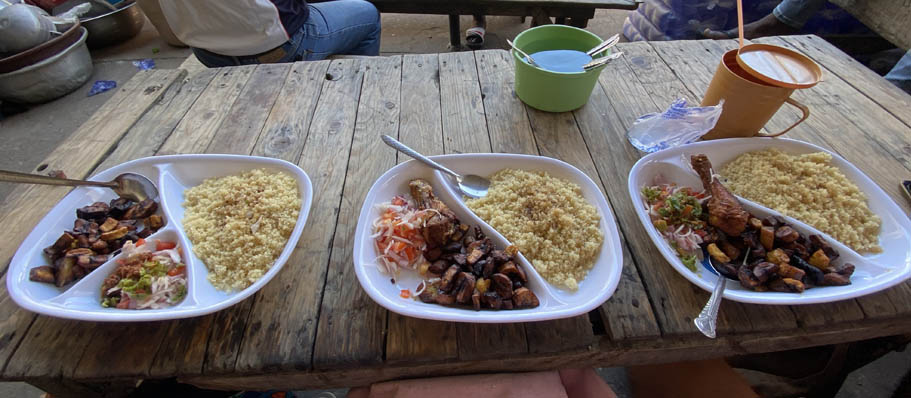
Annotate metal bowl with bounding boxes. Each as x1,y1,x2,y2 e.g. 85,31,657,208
80,0,144,49
0,27,93,104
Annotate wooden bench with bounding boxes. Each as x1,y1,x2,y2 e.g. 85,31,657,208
369,0,639,49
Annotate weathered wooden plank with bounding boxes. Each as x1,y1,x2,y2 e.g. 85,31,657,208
143,65,294,377
385,54,459,364
157,65,256,155
217,63,337,373
289,58,383,370
598,42,752,336
781,35,911,126
828,2,911,51
438,50,529,360
474,50,537,155
245,57,391,372
0,70,185,378
395,54,444,161
474,49,594,353
183,316,911,392
252,61,332,162
439,52,489,155
207,64,291,155
97,70,219,172
148,316,213,377
75,66,272,380
569,66,663,341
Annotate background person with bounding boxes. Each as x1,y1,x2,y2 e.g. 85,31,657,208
158,0,381,68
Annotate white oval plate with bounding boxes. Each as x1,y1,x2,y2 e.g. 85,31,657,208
628,138,911,305
353,153,624,323
6,154,313,321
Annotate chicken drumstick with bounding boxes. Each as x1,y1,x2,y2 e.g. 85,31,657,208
691,154,748,237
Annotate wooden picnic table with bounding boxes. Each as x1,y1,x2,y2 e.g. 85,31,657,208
1,35,910,397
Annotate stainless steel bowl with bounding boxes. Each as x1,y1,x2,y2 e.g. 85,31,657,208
80,0,144,49
0,27,93,104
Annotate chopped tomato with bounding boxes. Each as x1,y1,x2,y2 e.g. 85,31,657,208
399,289,411,299
156,241,177,251
135,238,145,247
167,266,186,276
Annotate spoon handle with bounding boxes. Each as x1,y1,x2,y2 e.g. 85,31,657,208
0,169,116,189
694,276,726,339
381,135,460,179
586,33,620,56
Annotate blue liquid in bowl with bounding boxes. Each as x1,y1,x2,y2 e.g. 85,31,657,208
526,49,592,73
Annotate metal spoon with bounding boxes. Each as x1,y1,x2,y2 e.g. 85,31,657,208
0,169,159,202
506,39,539,68
582,51,623,71
694,250,744,338
586,34,620,56
381,135,490,198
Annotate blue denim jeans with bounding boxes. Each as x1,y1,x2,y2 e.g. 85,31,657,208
772,0,827,29
193,0,381,67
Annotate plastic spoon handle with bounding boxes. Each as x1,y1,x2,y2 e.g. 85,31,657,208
381,135,461,179
586,34,620,56
0,169,116,189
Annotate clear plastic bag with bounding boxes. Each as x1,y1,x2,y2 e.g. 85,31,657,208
626,98,723,153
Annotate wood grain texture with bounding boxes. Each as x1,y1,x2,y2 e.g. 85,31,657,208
158,65,256,155
182,316,911,392
207,64,291,155
829,1,911,50
96,70,219,172
570,66,662,341
0,70,184,378
474,48,594,354
150,65,275,377
474,50,537,155
295,58,384,370
439,50,529,361
252,61,332,162
781,35,911,129
385,54,459,365
439,52,490,154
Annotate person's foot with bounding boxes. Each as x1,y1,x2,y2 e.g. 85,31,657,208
703,13,799,40
466,15,487,50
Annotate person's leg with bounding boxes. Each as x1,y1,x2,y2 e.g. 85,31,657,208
703,0,826,40
884,49,911,94
288,0,381,61
466,14,486,49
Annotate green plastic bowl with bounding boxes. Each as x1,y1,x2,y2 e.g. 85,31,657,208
512,25,608,112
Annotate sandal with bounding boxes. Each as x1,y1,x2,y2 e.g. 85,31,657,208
466,26,485,50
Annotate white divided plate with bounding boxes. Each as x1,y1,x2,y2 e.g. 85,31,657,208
628,138,911,305
6,155,313,321
353,154,624,323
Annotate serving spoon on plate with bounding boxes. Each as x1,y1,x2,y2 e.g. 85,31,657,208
381,135,490,198
0,169,158,202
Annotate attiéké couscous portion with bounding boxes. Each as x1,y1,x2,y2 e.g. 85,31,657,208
183,168,300,291
720,148,882,253
465,169,603,290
